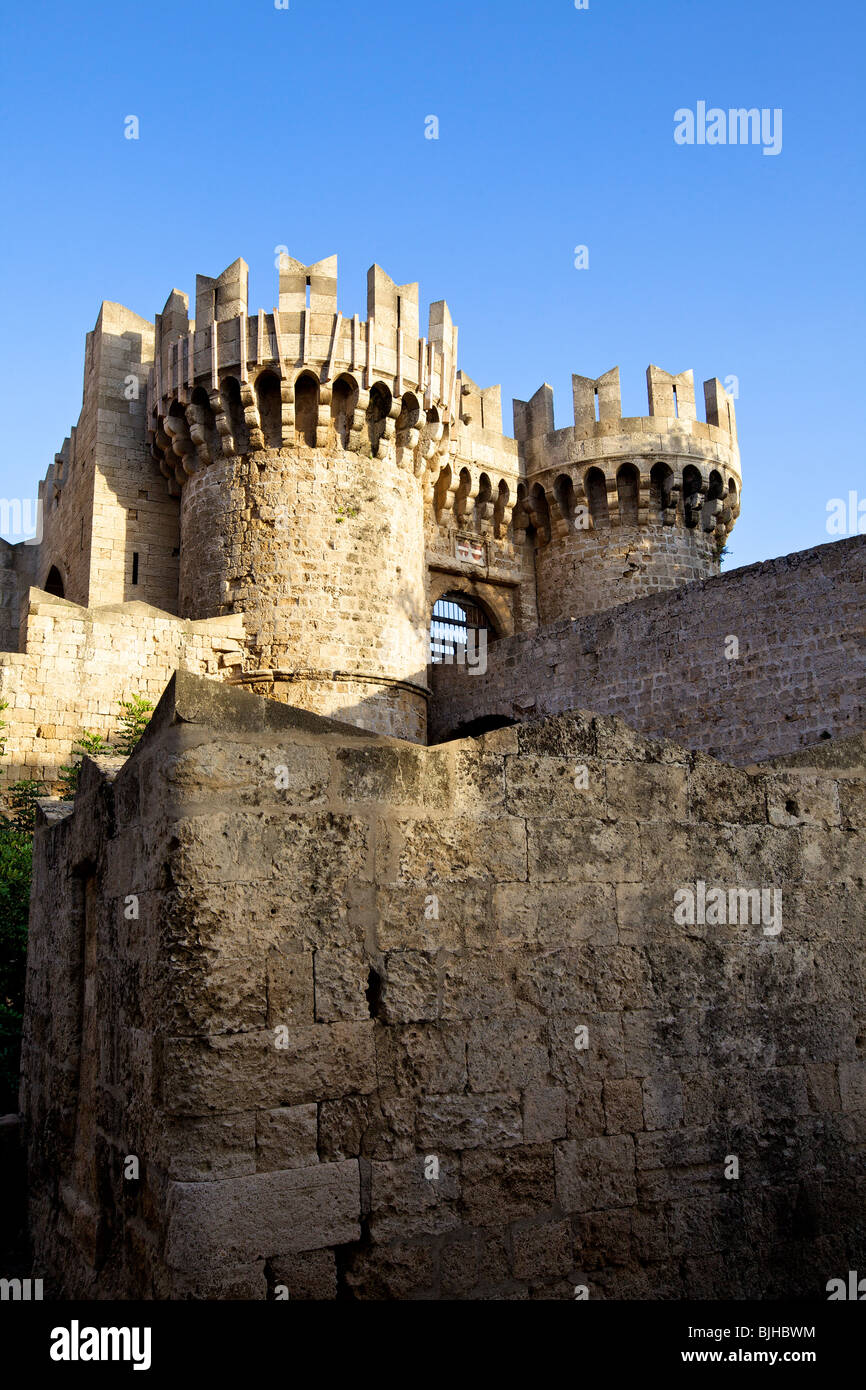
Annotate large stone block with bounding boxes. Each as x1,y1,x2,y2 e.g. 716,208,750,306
460,1145,555,1225
417,1093,522,1151
375,1023,468,1093
528,817,642,883
382,814,527,884
255,1104,318,1171
368,1157,461,1242
380,950,439,1022
161,1023,377,1113
165,1160,360,1271
554,1135,636,1213
270,1248,337,1300
467,1018,550,1092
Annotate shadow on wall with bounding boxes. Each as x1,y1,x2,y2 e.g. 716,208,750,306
435,714,519,742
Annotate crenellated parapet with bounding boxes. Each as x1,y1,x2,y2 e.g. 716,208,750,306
511,365,741,553
147,254,464,492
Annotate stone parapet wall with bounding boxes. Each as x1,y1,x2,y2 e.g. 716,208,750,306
0,591,245,785
430,535,866,765
20,673,866,1299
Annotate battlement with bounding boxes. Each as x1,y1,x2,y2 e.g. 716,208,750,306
150,255,459,422
144,253,476,492
514,365,738,445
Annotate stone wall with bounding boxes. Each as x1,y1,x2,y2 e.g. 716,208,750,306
430,535,866,765
21,672,866,1299
0,592,245,785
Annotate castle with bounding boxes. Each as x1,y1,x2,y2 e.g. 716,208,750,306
8,252,866,1300
0,252,745,778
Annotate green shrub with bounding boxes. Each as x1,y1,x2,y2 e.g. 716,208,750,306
115,694,155,756
3,780,45,835
58,730,114,798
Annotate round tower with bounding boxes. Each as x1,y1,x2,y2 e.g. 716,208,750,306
512,365,741,623
148,256,456,742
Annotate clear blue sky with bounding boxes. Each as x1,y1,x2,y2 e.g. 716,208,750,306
1,0,863,567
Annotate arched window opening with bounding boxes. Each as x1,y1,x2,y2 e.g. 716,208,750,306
493,479,509,537
529,483,551,544
331,375,358,449
433,465,451,521
430,592,495,665
44,565,64,598
366,383,392,453
396,391,421,435
702,469,725,531
190,386,220,460
554,474,576,526
255,371,282,449
515,482,533,541
616,463,640,525
650,461,674,516
475,473,493,525
584,467,609,528
163,400,187,469
455,467,472,520
682,465,703,528
220,376,248,453
294,373,319,448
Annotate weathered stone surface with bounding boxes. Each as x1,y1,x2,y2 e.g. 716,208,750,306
161,1024,377,1113
157,1113,256,1181
839,1062,866,1113
255,1105,318,1172
165,1161,360,1270
554,1136,637,1212
313,948,369,1023
461,1146,555,1225
271,1248,337,1300
416,1094,522,1151
512,1218,572,1281
368,1158,460,1242
380,951,439,1023
604,1079,644,1135
341,1241,437,1299
19,679,866,1302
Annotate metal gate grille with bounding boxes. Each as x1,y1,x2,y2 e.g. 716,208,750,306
430,595,489,664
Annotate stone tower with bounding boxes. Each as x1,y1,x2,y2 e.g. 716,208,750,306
513,367,740,623
149,254,462,742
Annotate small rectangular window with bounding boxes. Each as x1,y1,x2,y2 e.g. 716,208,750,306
132,552,139,585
